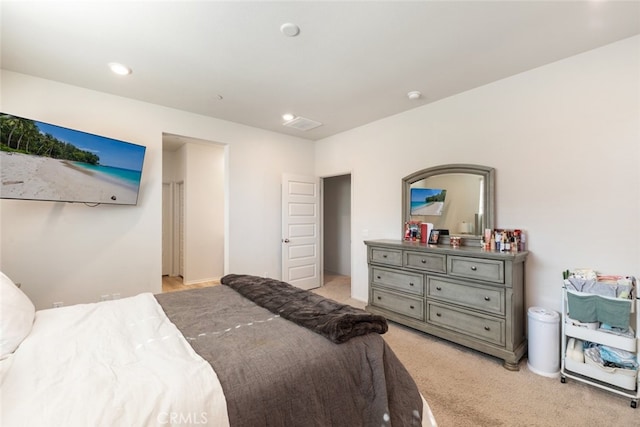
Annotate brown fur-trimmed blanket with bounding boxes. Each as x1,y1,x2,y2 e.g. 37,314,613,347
220,273,388,343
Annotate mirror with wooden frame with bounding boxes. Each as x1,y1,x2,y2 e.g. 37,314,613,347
402,164,495,246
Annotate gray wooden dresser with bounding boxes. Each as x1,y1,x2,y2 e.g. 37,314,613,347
365,239,528,370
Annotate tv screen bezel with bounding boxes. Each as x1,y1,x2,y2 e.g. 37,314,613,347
0,113,146,206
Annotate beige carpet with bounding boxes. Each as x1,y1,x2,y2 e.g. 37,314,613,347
317,274,639,427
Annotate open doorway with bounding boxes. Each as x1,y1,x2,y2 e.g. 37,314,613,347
162,133,225,292
322,174,351,299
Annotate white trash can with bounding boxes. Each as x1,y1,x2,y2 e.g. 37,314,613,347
527,307,560,378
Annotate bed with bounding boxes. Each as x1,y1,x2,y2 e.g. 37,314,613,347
1,271,437,426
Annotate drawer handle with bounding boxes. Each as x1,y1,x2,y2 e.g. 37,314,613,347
409,282,414,286
409,305,415,309
377,296,382,300
471,266,477,271
376,275,381,279
436,312,442,317
484,296,491,301
436,286,442,291
484,326,490,331
421,259,427,264
382,254,388,258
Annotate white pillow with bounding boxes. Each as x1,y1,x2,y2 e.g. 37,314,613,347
0,271,35,359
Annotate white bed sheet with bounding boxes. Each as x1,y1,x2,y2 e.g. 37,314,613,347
0,293,229,426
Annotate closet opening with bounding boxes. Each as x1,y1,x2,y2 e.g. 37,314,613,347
161,133,225,292
322,173,352,301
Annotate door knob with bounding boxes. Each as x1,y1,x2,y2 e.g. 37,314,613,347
282,238,290,243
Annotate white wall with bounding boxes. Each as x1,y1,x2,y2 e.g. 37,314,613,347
2,36,637,313
0,70,314,309
184,142,225,284
315,36,640,312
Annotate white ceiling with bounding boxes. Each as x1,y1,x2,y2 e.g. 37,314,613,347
2,1,639,142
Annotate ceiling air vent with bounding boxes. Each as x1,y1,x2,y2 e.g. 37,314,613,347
283,116,323,131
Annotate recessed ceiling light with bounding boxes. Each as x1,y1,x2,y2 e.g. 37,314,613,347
280,23,300,37
407,91,422,100
282,113,295,121
108,62,132,76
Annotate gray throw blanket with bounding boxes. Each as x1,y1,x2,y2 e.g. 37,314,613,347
221,274,388,343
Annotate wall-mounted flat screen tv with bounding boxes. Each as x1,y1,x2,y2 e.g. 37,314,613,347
0,113,146,205
410,188,446,216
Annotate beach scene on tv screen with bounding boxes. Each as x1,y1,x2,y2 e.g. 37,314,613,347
0,113,145,205
410,188,446,216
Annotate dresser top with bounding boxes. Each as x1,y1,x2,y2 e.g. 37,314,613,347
364,239,528,262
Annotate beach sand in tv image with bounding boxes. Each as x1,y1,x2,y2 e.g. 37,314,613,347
0,113,145,205
410,188,446,216
0,151,139,204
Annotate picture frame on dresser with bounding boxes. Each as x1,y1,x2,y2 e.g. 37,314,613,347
428,229,440,244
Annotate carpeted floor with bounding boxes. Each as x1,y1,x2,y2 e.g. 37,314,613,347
318,274,639,427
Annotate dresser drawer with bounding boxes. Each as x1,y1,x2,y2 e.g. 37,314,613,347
370,247,403,267
427,302,505,346
371,267,424,296
372,288,424,321
427,277,505,315
448,256,504,284
404,251,446,273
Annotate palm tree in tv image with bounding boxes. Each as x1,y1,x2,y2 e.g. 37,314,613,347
0,114,38,152
1,114,99,164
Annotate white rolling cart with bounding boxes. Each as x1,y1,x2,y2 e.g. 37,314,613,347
560,285,639,408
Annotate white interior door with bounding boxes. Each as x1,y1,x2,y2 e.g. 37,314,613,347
175,181,185,278
162,183,172,276
282,174,320,290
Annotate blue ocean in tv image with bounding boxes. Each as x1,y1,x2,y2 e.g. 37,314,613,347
35,121,146,173
0,113,146,205
72,163,143,190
